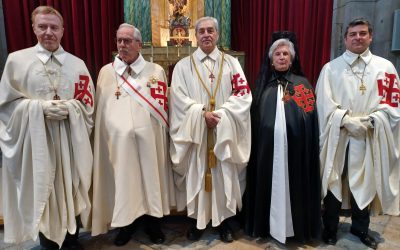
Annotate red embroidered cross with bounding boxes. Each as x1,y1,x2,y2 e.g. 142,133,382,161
74,75,93,107
377,72,399,107
231,73,250,96
292,84,315,113
150,81,168,112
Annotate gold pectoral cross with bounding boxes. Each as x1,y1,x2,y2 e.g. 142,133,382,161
115,87,121,99
359,81,366,95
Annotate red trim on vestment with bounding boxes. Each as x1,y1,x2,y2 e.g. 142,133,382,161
120,75,169,127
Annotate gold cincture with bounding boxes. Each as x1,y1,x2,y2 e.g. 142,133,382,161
191,53,225,192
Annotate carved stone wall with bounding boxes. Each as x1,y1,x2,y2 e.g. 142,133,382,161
331,0,400,69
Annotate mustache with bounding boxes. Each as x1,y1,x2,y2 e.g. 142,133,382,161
118,48,128,53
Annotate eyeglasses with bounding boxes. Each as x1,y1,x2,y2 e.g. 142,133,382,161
115,38,134,44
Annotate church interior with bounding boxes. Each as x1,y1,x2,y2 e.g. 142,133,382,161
0,0,399,249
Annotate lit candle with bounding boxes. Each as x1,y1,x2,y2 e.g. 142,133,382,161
150,56,153,63
151,45,154,60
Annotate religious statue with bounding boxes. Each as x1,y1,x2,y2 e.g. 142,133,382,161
168,0,191,46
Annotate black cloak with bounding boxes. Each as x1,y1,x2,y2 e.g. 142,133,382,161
242,31,321,242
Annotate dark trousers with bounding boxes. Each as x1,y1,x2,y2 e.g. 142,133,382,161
188,216,232,229
123,214,162,230
39,228,79,250
142,214,162,228
323,143,370,234
323,190,370,233
39,217,81,250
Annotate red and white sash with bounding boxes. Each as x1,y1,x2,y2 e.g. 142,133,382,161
118,74,169,129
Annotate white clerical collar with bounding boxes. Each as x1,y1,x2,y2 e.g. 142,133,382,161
194,47,220,62
35,43,66,65
343,49,372,66
114,53,146,76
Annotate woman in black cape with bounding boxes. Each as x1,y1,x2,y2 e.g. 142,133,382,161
242,31,321,243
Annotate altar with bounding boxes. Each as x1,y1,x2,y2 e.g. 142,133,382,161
124,0,243,83
141,46,245,83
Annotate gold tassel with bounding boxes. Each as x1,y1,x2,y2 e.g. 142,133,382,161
208,149,217,168
205,168,212,192
205,149,216,192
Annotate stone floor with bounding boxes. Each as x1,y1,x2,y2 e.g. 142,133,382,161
1,214,399,250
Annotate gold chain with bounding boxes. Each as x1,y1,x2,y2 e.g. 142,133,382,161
203,58,216,82
277,78,290,101
346,56,369,95
42,56,61,100
113,66,131,100
191,53,225,108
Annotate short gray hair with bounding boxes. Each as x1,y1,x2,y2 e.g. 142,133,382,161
268,38,295,61
195,16,219,33
117,23,142,43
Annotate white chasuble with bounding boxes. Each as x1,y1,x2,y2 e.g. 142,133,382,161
0,44,94,246
317,49,400,215
169,47,252,229
91,55,176,236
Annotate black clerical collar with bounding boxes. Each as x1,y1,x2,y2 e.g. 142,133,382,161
270,70,290,82
276,70,289,78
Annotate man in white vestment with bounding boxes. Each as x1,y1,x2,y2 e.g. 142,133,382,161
91,23,175,246
316,18,400,249
169,16,252,243
0,6,95,250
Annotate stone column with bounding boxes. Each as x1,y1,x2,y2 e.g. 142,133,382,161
331,0,400,67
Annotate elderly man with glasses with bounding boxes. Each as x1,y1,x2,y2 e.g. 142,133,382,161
90,23,176,246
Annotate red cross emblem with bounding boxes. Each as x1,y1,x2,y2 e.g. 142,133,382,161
292,84,315,113
377,72,399,107
74,75,93,107
150,80,168,112
231,73,250,96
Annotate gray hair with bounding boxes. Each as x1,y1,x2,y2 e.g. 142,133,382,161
117,23,142,43
195,16,219,33
268,38,295,61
